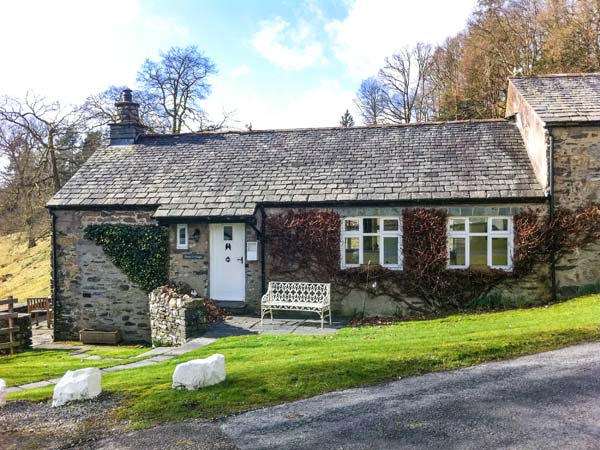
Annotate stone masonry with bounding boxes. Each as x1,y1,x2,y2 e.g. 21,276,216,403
149,289,208,346
552,125,600,296
53,209,157,343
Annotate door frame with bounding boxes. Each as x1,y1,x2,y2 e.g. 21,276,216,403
209,223,246,302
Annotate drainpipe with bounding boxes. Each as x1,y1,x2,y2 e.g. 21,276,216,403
50,210,58,338
260,206,267,295
548,129,557,302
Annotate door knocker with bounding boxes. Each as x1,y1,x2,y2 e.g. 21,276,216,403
225,243,231,251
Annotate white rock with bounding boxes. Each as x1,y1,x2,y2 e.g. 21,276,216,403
52,368,102,407
0,379,6,407
172,354,226,390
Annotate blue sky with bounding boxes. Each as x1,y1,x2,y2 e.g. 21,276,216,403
0,0,477,129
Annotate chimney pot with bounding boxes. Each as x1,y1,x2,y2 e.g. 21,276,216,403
109,87,146,145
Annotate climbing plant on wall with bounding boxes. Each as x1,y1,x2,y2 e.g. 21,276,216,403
84,224,169,292
266,204,600,315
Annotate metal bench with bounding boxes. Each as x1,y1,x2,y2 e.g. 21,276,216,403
27,297,52,328
261,281,331,328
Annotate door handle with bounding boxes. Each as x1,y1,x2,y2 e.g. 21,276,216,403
237,256,244,264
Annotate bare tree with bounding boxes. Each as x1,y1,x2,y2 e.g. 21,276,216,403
0,124,50,246
0,93,82,193
354,77,388,125
137,45,221,134
378,43,433,123
81,86,170,133
339,109,355,127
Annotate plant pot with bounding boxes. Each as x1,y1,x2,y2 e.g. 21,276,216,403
79,329,122,345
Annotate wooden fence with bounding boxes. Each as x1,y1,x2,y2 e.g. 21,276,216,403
0,296,19,355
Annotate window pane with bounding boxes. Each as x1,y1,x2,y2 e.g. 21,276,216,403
179,226,186,244
469,217,487,233
449,238,466,266
492,218,509,231
492,238,509,266
449,218,466,232
362,236,380,264
345,219,359,232
223,225,233,241
383,219,399,231
363,218,379,234
470,235,488,267
383,237,398,265
345,238,360,265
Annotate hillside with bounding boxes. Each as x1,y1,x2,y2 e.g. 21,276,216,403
0,233,51,303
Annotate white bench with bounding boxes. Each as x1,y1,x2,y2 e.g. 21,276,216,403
261,281,331,328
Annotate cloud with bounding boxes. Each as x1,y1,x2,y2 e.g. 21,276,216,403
252,17,324,70
0,0,191,104
205,78,355,130
326,0,477,78
229,66,252,78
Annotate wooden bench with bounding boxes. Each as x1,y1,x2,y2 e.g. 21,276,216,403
261,281,331,328
0,296,19,355
27,297,52,328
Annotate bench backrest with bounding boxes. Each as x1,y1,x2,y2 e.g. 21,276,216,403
27,297,51,311
269,282,330,305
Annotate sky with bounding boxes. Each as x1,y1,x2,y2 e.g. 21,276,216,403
0,0,477,130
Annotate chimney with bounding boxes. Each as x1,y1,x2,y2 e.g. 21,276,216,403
109,88,147,145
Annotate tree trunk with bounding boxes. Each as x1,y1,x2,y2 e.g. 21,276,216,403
47,128,61,193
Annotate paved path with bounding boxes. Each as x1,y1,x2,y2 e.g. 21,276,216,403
221,342,600,450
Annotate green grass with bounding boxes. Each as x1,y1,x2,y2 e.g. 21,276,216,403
8,295,600,428
0,345,150,386
0,233,50,302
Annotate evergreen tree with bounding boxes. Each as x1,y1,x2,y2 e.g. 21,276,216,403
339,109,355,127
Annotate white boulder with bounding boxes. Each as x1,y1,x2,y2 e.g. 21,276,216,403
0,378,6,407
172,354,226,390
52,368,102,407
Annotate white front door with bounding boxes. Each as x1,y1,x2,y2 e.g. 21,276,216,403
209,223,246,302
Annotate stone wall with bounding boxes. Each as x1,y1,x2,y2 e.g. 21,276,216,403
552,125,600,297
169,223,210,297
53,209,157,343
0,314,32,355
149,289,207,346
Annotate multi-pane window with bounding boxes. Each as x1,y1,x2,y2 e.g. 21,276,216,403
447,217,512,270
176,224,188,250
341,217,402,269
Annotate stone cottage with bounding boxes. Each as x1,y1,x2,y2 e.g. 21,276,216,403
47,74,600,342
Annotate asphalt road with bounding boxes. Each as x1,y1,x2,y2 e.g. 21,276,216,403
220,342,600,450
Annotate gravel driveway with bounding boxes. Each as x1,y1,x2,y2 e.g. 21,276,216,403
221,342,600,450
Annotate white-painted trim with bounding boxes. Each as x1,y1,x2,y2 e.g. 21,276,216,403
447,216,513,270
340,216,402,270
176,224,188,250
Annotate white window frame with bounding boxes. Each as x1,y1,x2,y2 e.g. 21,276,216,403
176,223,188,250
447,216,513,270
340,217,402,270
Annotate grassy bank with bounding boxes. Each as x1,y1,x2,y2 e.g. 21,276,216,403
0,233,50,302
8,295,600,428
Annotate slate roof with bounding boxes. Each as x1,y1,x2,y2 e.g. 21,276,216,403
510,73,600,124
48,120,545,218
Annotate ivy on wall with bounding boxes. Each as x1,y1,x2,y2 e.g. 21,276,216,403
84,224,169,292
266,205,600,315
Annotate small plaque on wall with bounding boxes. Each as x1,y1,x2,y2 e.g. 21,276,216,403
183,253,205,260
246,242,258,261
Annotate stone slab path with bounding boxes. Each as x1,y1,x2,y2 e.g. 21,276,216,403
8,316,343,394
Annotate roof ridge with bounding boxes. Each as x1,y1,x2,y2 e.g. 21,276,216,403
139,118,510,139
509,72,600,80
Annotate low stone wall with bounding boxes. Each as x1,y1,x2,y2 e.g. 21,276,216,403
149,289,208,346
0,313,32,355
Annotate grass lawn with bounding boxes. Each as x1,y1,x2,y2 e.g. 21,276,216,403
7,295,600,428
0,345,150,386
0,233,50,302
